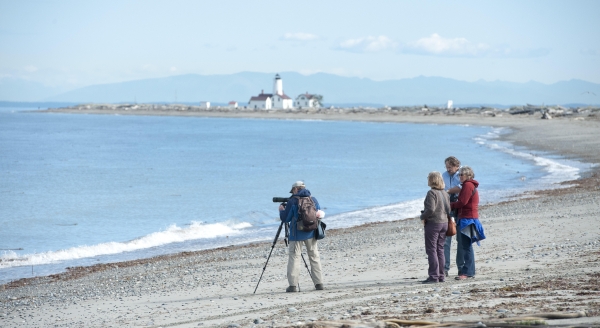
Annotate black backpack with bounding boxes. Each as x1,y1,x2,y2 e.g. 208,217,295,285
294,196,318,231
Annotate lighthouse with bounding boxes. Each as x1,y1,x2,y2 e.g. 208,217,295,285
271,74,293,109
273,74,283,95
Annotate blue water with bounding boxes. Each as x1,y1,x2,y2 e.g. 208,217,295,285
0,107,585,283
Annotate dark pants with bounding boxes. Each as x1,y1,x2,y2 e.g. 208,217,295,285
424,222,448,281
458,231,476,277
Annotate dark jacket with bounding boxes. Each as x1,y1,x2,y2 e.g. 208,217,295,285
279,188,321,241
451,179,479,219
421,189,450,224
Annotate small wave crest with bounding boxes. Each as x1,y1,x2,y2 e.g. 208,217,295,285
0,221,251,268
327,198,423,228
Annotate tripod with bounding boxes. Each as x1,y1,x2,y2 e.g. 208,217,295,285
254,221,313,293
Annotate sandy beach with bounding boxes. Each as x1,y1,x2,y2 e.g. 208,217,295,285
2,109,600,327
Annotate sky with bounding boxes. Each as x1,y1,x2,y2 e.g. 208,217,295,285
1,0,599,91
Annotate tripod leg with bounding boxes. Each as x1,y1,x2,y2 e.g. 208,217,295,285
253,221,284,294
300,253,313,281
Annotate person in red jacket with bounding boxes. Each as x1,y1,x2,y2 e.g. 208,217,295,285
450,166,480,280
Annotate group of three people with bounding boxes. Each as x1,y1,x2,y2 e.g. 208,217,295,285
420,156,485,284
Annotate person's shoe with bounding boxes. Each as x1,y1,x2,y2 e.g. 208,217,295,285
315,284,324,290
455,275,471,280
445,271,449,277
422,278,438,284
286,286,298,292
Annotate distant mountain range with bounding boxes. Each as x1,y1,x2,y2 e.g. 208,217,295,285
1,72,599,107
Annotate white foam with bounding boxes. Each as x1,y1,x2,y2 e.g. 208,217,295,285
0,221,251,268
478,127,580,184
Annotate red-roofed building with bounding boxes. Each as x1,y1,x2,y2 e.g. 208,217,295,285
248,91,273,109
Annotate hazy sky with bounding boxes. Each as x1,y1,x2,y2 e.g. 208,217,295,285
1,0,599,90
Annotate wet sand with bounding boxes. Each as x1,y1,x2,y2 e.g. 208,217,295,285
2,110,599,327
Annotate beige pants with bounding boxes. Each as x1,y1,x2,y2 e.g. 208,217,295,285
287,238,323,287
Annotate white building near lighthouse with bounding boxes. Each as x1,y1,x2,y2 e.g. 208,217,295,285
295,92,321,109
248,74,293,110
248,91,272,110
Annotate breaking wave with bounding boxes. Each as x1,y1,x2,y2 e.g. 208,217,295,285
0,221,251,268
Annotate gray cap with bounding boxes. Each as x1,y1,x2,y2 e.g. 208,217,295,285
289,181,305,193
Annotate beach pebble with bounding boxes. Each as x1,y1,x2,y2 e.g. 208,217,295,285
227,324,240,328
477,322,487,327
452,291,461,294
253,318,264,324
497,309,508,313
287,307,298,313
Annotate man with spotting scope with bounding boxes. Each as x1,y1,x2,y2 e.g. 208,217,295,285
279,181,324,292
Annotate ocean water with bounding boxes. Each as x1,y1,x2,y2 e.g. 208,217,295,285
0,107,586,283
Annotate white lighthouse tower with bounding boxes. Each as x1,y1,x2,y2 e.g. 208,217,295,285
273,74,283,95
271,74,293,109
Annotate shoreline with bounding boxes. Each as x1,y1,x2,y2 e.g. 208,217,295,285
2,109,599,327
1,174,597,290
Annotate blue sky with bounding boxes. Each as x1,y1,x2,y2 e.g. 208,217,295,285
1,0,599,90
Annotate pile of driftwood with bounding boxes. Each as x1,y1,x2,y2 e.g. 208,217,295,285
295,311,590,328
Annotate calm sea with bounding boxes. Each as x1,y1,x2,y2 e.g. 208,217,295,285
0,107,585,283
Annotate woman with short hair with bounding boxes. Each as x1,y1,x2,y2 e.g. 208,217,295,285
451,166,486,280
420,171,450,283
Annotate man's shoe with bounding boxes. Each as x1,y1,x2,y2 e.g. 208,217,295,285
422,278,438,284
286,286,297,292
315,284,324,290
444,271,449,277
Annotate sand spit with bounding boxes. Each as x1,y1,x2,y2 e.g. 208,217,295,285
2,106,598,327
45,102,600,119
